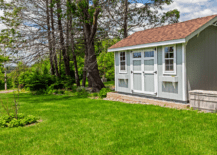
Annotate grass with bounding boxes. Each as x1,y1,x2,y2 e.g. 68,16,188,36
0,93,217,154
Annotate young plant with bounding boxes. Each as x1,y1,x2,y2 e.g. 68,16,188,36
75,87,89,98
99,88,111,98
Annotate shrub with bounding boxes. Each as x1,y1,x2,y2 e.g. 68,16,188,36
47,89,54,95
71,86,77,92
75,87,89,98
59,90,64,94
35,89,46,95
0,118,7,128
0,113,39,128
53,89,58,94
46,85,54,95
64,90,70,95
7,118,20,128
99,88,111,98
92,93,99,97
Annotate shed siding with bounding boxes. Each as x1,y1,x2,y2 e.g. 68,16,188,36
115,44,184,101
115,51,131,93
157,44,183,101
186,26,217,95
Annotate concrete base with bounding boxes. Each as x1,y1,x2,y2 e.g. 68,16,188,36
105,92,190,109
189,90,217,112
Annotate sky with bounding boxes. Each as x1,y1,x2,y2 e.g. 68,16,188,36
162,0,217,22
0,0,216,32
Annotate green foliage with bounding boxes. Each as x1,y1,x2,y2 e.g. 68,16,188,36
16,60,75,95
92,93,98,97
96,39,120,80
0,113,39,128
46,85,54,95
0,54,13,90
64,90,72,95
162,9,180,24
35,89,47,95
20,69,53,91
59,90,64,94
75,87,89,98
98,88,111,98
97,52,114,80
53,89,58,94
0,77,12,90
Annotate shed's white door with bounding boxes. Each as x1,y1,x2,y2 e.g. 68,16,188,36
131,50,158,95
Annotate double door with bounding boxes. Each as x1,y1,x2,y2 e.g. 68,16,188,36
131,50,158,95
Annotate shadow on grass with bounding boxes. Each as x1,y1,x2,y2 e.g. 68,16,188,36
17,94,90,104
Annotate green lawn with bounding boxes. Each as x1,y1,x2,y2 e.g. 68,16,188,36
0,93,217,154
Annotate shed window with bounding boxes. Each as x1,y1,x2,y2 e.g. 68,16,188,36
133,52,141,58
163,46,176,75
120,52,127,73
145,51,154,57
118,79,128,88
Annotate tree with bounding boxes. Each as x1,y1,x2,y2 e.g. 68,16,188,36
75,0,105,91
56,0,71,77
0,54,10,90
46,0,55,76
105,0,180,39
0,0,180,92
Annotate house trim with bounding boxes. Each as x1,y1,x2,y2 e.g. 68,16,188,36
114,52,117,91
162,45,177,75
119,51,127,74
154,48,158,97
130,52,133,93
186,16,217,42
182,44,187,101
108,39,186,52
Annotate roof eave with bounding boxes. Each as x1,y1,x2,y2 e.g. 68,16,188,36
186,16,217,42
108,38,186,52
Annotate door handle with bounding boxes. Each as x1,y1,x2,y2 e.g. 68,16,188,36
154,71,157,74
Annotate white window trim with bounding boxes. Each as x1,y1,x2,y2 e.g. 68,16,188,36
119,51,127,74
162,45,177,75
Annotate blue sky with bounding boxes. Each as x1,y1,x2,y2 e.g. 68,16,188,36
162,0,217,22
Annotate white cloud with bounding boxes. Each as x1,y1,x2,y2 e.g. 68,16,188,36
175,0,209,3
162,0,217,22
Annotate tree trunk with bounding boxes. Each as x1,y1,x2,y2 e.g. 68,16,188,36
70,37,80,87
56,0,70,76
50,0,60,78
80,2,105,91
123,0,128,38
59,49,61,76
68,0,80,86
72,46,80,87
4,70,7,90
46,0,55,75
82,36,88,87
86,37,104,91
88,75,93,87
